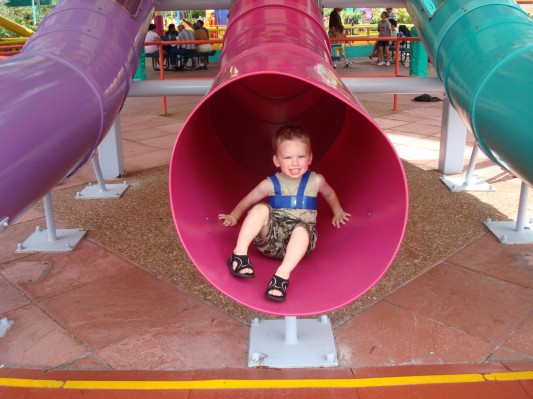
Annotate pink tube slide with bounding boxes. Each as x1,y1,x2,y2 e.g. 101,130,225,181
0,0,155,225
169,0,408,316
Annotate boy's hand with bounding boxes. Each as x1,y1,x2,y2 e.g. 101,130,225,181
218,214,237,227
332,211,350,228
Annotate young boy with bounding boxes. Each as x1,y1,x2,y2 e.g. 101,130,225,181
218,125,350,302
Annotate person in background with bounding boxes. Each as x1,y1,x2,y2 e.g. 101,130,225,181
183,18,209,36
328,8,343,32
386,7,397,22
192,22,212,69
165,23,178,39
144,23,160,55
170,24,197,70
333,24,353,68
163,23,178,56
376,11,392,66
197,19,209,36
390,18,398,37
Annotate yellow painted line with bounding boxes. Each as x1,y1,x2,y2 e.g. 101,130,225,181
0,378,64,389
0,371,532,391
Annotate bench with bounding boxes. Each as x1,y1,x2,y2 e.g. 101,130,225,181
145,51,170,71
390,42,411,64
180,49,217,70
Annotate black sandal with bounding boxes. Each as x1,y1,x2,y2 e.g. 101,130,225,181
265,275,289,302
227,254,255,278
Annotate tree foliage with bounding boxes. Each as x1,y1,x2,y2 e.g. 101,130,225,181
322,7,411,25
0,4,53,36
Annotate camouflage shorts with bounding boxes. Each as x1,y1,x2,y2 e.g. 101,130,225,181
253,204,317,260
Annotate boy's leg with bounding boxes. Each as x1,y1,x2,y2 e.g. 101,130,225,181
231,204,269,274
267,225,309,298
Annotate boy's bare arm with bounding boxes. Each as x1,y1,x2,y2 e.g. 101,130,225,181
219,179,271,227
316,174,351,228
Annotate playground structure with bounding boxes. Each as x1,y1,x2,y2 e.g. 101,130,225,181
0,0,532,365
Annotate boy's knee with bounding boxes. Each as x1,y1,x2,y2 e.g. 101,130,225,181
249,203,270,218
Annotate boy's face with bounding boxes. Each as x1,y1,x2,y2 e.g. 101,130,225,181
273,140,312,180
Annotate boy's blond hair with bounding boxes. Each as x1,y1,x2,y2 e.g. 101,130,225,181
272,125,312,154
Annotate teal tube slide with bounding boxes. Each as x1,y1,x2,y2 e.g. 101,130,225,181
405,0,533,186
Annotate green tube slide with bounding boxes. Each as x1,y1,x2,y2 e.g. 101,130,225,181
405,0,533,186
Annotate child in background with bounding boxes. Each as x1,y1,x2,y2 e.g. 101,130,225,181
335,24,354,68
219,125,350,302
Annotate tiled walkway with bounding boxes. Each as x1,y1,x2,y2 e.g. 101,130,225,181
0,58,532,397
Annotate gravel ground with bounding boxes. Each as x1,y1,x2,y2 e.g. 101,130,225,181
43,99,529,327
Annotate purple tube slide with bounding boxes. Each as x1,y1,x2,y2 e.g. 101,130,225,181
169,0,409,316
0,0,154,225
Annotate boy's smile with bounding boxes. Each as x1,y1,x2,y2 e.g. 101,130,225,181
273,140,313,180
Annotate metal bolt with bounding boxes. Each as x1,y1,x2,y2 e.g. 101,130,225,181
320,315,329,324
36,226,42,232
16,243,24,250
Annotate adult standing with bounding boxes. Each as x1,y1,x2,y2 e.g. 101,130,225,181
386,8,397,22
376,11,392,66
328,8,343,31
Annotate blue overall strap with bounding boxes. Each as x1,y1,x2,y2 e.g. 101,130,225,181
268,171,317,210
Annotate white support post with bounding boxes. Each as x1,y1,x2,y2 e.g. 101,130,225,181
75,152,129,200
484,182,533,244
98,115,125,179
438,95,467,175
43,193,58,241
515,182,529,233
248,316,338,368
16,193,86,253
284,316,299,345
440,141,495,192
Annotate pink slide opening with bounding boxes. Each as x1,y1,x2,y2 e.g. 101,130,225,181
169,0,408,316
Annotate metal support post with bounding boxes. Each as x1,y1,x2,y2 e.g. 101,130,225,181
441,141,495,192
484,182,533,244
284,316,298,345
16,193,86,253
248,315,338,368
76,152,129,200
